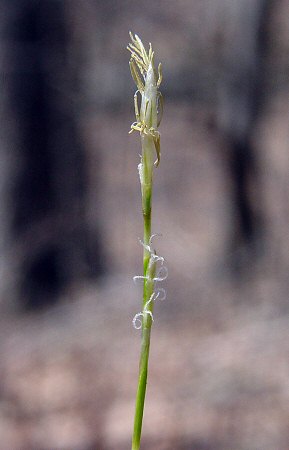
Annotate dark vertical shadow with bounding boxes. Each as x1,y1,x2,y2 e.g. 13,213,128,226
4,0,105,310
221,0,274,273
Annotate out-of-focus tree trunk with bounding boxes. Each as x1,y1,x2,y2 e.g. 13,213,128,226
217,0,274,271
2,0,105,310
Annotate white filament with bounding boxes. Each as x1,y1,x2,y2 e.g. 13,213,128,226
132,234,167,329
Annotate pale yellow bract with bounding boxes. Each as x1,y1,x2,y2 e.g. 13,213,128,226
127,32,163,167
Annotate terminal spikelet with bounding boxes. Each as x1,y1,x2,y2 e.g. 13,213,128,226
127,32,163,167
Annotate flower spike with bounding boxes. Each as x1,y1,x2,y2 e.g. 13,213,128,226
127,32,163,167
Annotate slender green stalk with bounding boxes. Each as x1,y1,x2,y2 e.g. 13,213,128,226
127,33,164,450
132,140,155,450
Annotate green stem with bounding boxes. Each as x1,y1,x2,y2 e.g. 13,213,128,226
132,138,155,450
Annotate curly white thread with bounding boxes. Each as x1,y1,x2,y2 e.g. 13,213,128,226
153,265,168,282
155,287,166,301
132,235,167,329
132,314,143,329
133,275,148,284
138,236,164,265
132,293,155,329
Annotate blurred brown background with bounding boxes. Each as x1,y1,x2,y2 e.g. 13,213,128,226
1,0,289,449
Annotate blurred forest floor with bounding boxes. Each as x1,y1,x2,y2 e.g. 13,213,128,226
1,96,289,449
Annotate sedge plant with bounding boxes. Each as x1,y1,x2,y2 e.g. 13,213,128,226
127,33,167,450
